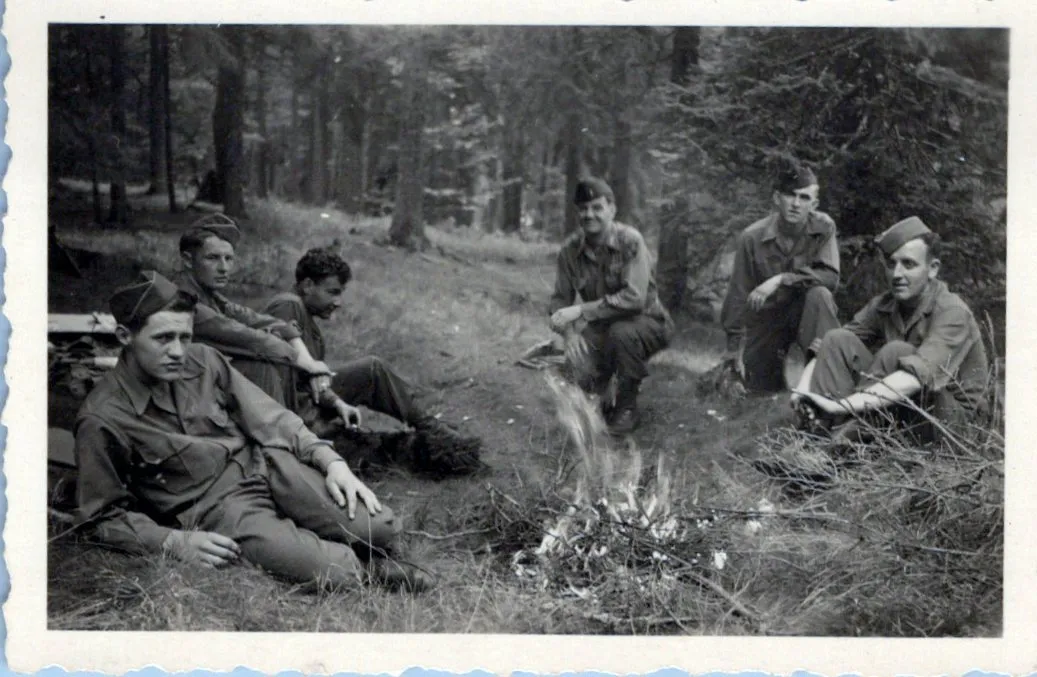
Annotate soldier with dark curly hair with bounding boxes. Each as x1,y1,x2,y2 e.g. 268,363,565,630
264,247,485,478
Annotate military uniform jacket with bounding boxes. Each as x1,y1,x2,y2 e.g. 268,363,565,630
175,272,301,364
846,279,989,413
74,343,338,553
549,222,671,324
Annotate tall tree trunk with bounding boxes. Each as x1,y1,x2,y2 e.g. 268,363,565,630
563,112,585,236
159,26,178,213
610,116,634,225
337,99,366,213
670,26,701,86
389,44,428,250
107,25,129,224
255,45,269,200
213,26,247,217
656,26,702,312
500,126,524,233
147,27,168,195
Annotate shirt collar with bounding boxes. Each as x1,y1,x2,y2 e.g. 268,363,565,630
113,347,206,416
578,222,623,256
760,212,828,242
175,271,225,309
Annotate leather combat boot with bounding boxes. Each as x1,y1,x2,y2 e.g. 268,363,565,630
410,414,487,477
608,377,642,435
367,557,436,593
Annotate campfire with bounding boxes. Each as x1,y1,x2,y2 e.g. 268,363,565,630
510,374,737,613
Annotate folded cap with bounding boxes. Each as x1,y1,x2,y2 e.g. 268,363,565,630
574,177,615,205
110,270,188,327
874,216,932,256
774,163,818,194
188,213,241,246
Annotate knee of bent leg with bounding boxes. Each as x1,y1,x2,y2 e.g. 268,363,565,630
804,285,835,308
606,321,639,345
875,340,916,362
365,505,400,551
819,327,856,352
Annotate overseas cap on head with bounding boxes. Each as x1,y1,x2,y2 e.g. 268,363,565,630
574,177,615,205
187,212,241,246
110,270,192,327
774,163,819,194
874,216,932,256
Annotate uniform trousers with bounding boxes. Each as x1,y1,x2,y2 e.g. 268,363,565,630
179,447,399,588
743,285,839,392
810,328,967,428
578,314,673,390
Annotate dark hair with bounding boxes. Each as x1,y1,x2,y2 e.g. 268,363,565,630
179,227,224,256
295,248,352,285
124,291,198,333
919,232,942,262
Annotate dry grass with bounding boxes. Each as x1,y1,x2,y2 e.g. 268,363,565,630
48,193,1003,636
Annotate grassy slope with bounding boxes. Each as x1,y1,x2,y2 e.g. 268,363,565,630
47,195,1001,635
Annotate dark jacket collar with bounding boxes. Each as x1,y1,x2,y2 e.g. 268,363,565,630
114,347,206,416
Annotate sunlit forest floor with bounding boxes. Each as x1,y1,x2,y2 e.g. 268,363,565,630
47,186,1002,636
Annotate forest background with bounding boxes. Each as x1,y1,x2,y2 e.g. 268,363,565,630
48,25,1007,340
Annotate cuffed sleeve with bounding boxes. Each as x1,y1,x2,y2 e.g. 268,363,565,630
75,415,175,553
897,306,979,392
192,302,298,363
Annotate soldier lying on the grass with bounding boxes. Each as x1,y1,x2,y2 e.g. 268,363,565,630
74,271,433,592
263,247,485,477
175,213,330,409
789,216,989,442
548,177,674,434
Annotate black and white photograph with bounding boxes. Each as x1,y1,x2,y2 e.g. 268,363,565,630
5,1,1035,674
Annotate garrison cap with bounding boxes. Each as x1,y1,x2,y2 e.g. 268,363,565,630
110,270,193,327
574,177,615,205
186,212,241,246
874,216,933,256
774,163,819,194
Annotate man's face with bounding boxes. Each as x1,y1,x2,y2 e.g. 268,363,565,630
577,196,616,237
886,238,939,304
773,184,820,226
119,311,194,383
301,275,346,320
183,236,235,292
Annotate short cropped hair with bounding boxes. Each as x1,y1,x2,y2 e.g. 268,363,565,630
918,231,941,263
124,290,198,333
295,248,353,286
179,227,226,256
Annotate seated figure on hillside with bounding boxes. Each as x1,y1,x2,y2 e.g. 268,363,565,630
548,177,674,435
263,247,485,477
174,213,329,409
74,271,432,592
792,216,990,438
720,163,841,392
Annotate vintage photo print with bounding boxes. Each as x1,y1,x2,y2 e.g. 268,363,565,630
4,0,1036,675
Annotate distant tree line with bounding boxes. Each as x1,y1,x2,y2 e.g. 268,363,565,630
48,25,1007,326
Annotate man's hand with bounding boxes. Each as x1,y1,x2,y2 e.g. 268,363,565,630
791,389,853,416
298,356,333,377
550,305,583,333
163,530,241,567
748,274,784,311
335,401,363,429
325,460,382,520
